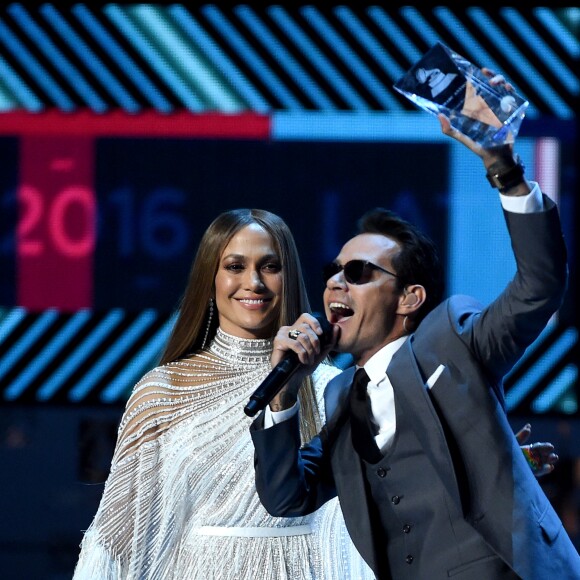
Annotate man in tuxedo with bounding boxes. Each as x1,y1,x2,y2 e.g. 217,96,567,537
250,113,580,579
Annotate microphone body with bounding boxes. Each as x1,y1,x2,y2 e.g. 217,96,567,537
243,313,332,417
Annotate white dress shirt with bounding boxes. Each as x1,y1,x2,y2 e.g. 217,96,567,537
267,185,544,451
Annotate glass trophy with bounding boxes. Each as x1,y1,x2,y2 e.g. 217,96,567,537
394,42,528,148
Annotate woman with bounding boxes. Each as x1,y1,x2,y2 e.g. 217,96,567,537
73,209,373,579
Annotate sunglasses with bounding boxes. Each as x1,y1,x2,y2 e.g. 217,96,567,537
323,260,399,285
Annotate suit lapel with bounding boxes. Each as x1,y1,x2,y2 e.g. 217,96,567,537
392,332,517,569
326,368,382,575
388,338,463,508
332,417,382,574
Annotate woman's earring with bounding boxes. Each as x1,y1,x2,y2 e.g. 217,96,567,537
403,315,409,334
202,298,214,349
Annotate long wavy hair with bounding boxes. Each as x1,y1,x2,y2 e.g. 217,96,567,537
159,208,322,438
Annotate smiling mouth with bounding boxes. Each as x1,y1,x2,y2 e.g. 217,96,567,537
328,301,354,323
239,298,268,304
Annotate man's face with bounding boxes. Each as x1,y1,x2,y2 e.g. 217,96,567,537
323,233,404,366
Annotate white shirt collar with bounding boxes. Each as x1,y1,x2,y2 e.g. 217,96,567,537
362,335,408,385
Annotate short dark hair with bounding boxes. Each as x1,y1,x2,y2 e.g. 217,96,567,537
357,208,444,325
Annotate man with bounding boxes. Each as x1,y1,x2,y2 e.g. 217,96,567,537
250,111,580,579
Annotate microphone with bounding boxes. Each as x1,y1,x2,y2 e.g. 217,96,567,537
243,313,333,417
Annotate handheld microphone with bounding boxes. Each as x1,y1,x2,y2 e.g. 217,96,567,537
243,313,333,417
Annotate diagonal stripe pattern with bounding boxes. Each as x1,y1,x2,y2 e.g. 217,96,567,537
0,5,577,117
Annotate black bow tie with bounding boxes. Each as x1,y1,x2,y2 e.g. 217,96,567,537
349,368,383,464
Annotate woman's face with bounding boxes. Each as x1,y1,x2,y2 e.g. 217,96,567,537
214,224,283,339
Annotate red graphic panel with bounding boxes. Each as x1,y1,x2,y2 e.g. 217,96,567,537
17,137,95,310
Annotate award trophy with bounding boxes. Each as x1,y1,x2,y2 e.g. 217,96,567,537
394,43,528,148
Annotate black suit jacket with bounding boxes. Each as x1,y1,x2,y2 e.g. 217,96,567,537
252,200,580,579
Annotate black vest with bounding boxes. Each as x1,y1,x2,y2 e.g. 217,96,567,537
361,386,516,579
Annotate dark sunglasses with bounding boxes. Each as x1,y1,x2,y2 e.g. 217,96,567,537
323,260,399,285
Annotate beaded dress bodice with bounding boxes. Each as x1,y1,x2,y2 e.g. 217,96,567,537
73,329,372,579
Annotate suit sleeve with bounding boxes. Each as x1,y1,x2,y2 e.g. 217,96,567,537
463,197,568,380
250,411,337,517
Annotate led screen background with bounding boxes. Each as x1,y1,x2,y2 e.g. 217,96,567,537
0,4,577,412
94,137,447,311
0,4,578,577
0,113,576,413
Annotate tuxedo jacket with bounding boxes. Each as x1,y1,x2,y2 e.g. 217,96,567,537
252,199,580,579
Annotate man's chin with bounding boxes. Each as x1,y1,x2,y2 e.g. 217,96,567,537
333,336,351,354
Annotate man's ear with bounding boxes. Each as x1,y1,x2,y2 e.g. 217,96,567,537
397,285,426,314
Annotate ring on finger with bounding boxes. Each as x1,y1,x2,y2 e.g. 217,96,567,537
288,329,302,340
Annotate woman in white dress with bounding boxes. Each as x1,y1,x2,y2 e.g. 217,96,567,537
73,208,373,579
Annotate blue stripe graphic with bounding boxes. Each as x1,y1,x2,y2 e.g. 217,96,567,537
303,6,401,110
72,5,172,112
0,17,74,110
5,310,91,401
1,310,58,392
0,308,27,349
367,7,423,65
169,6,269,112
203,5,300,109
468,8,573,119
269,6,365,110
302,7,399,110
100,313,176,403
502,8,579,96
534,8,580,59
532,364,578,413
9,4,107,112
400,7,442,47
131,5,240,112
69,310,157,402
506,327,578,411
334,7,406,102
37,310,125,401
235,5,333,110
41,5,140,111
0,55,43,110
105,5,203,111
272,111,443,142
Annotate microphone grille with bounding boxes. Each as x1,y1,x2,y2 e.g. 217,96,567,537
312,312,333,346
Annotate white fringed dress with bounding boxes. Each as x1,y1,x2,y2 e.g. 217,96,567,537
73,328,372,580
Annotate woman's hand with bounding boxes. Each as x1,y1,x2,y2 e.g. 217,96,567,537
268,313,339,411
516,423,559,478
